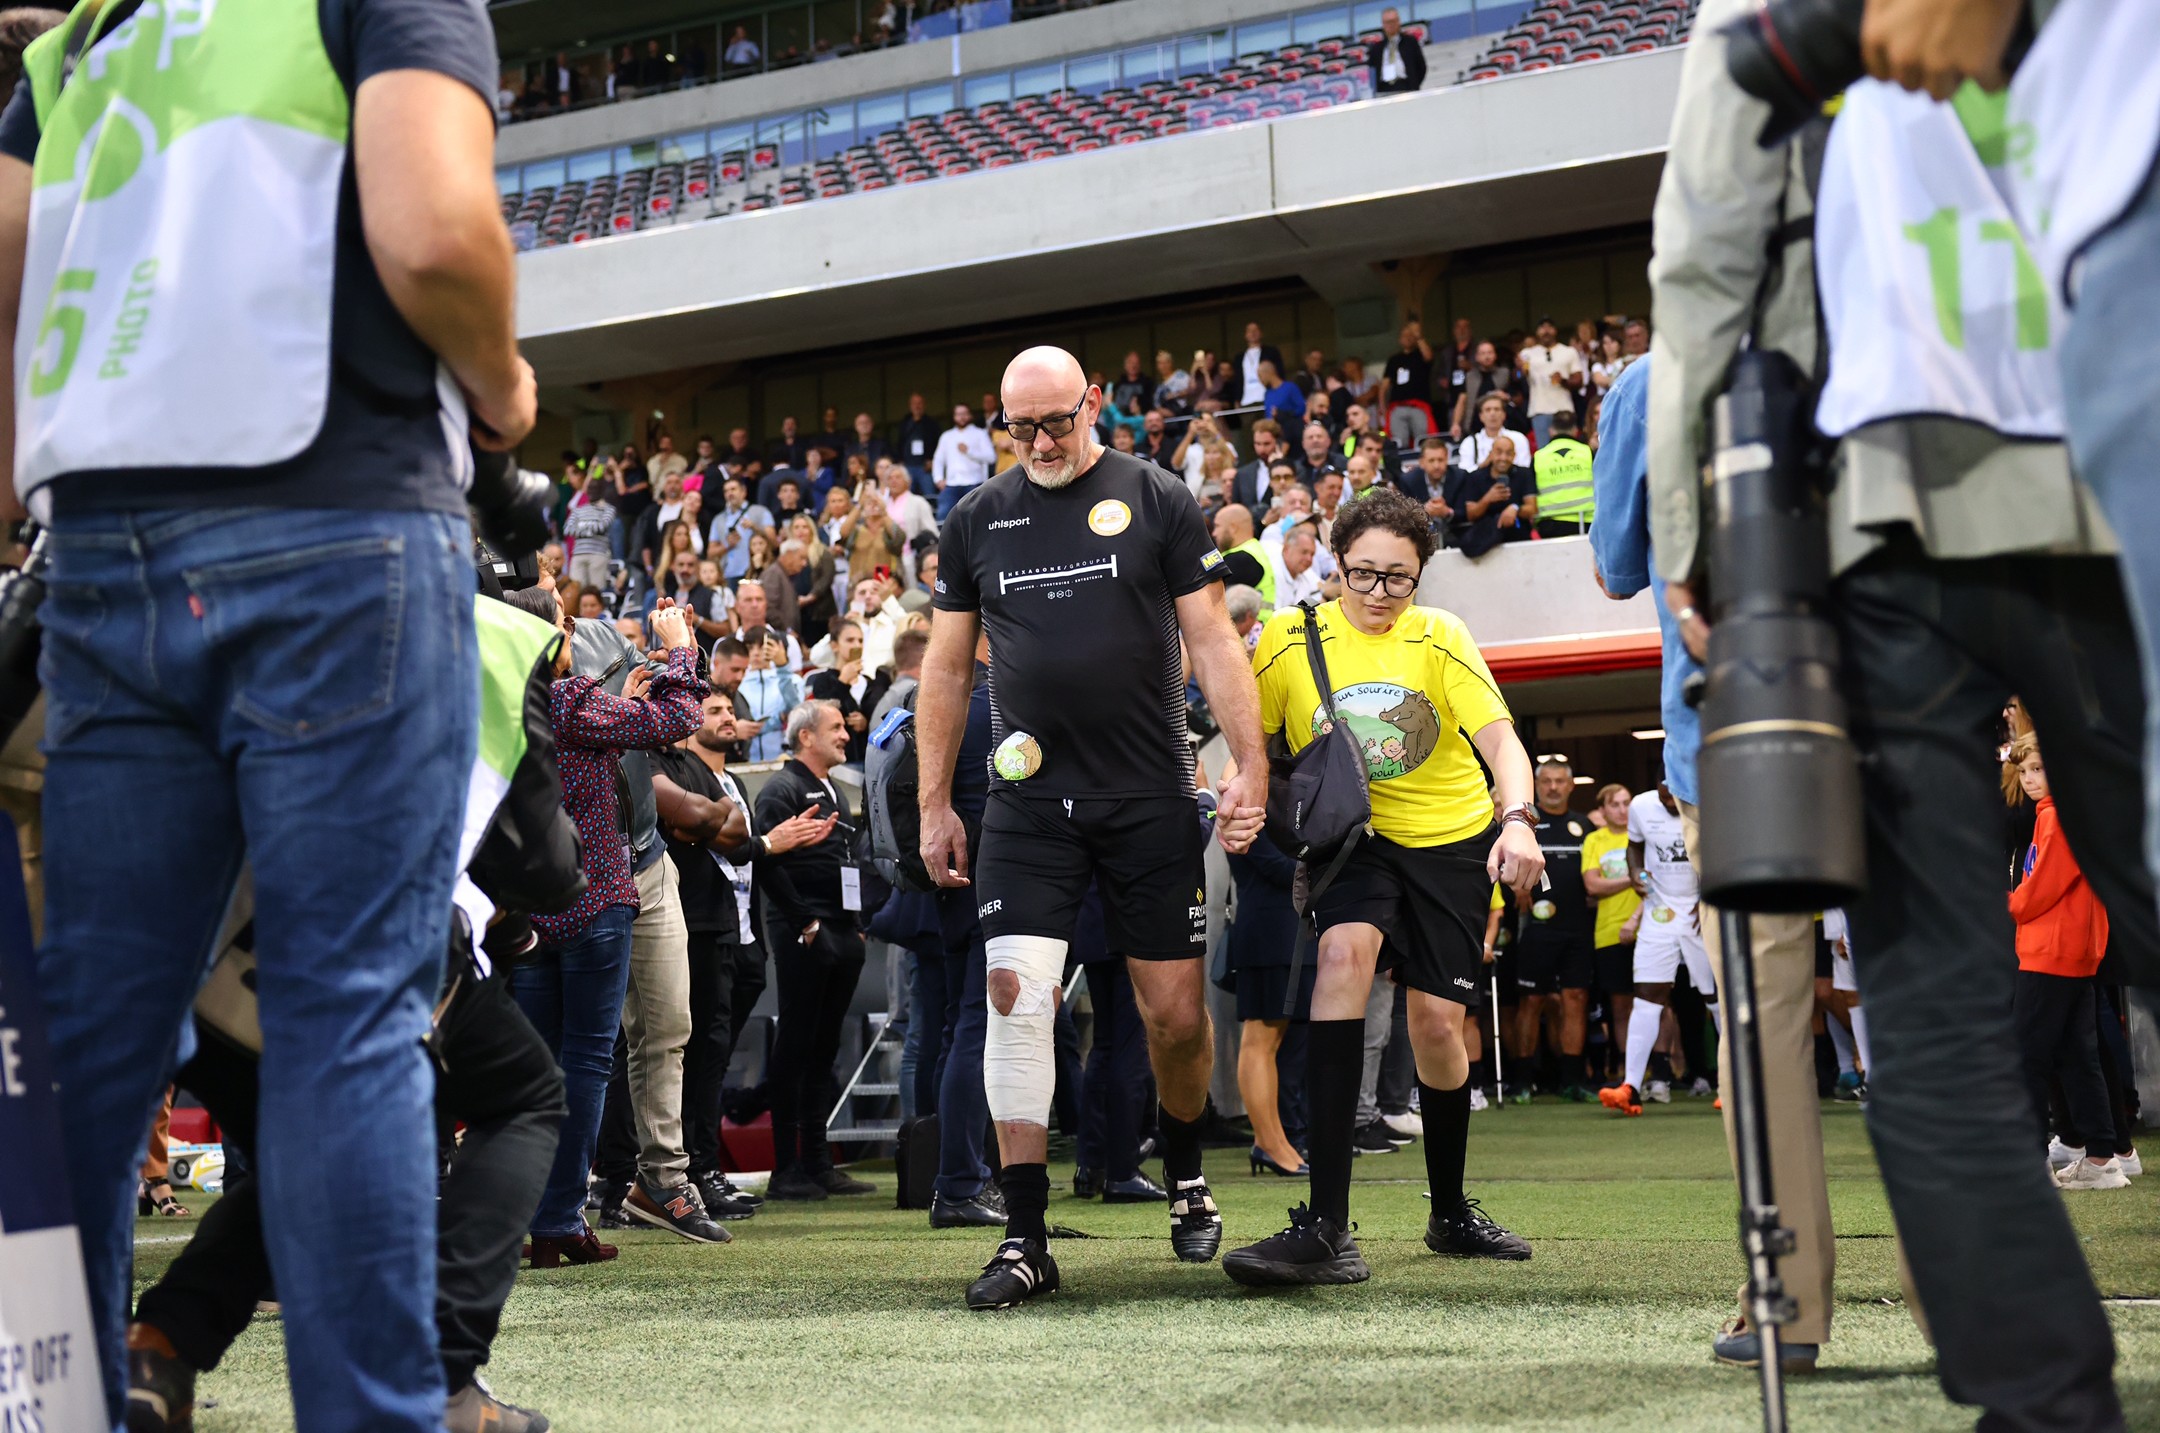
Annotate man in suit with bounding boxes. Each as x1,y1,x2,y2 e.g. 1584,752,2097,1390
1367,8,1426,94
1231,419,1287,511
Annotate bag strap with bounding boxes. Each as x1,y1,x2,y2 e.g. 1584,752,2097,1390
1299,601,1339,717
1282,828,1364,1017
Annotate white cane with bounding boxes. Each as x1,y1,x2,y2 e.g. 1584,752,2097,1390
1489,963,1503,1107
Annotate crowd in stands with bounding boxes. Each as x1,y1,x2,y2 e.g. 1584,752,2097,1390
497,1,1127,125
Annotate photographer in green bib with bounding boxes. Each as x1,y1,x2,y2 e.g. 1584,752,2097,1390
0,0,533,1428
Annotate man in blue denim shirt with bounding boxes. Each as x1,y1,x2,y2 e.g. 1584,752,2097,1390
1590,354,1838,1374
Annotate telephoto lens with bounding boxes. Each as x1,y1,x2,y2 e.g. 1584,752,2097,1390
1695,350,1866,913
1720,0,1864,147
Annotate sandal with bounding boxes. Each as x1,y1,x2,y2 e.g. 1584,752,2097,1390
140,1179,191,1218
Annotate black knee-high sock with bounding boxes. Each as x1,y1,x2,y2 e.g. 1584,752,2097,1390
1420,1079,1473,1211
1002,1163,1049,1243
1158,1105,1206,1185
1306,1019,1364,1227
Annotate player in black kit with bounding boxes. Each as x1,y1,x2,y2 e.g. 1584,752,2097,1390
916,345,1269,1310
1513,759,1599,1101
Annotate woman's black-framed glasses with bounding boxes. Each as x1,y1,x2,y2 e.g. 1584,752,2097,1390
1344,565,1419,599
997,396,1087,445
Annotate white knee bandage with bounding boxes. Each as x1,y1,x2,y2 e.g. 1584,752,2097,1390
983,934,1066,1126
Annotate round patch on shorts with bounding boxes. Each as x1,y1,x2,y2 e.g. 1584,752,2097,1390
1651,904,1676,923
1089,499,1132,536
1531,899,1556,922
994,731,1043,780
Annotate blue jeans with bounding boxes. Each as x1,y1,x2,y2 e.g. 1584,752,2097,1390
37,506,476,1432
933,885,990,1201
936,483,975,520
2061,153,2160,887
513,904,637,1235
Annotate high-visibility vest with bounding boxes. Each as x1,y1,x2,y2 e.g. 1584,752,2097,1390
1532,437,1595,524
1230,538,1277,609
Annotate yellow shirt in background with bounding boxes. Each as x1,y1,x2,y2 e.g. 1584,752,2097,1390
1583,825,1641,948
1253,601,1511,848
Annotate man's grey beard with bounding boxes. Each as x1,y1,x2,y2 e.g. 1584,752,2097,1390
1025,457,1081,489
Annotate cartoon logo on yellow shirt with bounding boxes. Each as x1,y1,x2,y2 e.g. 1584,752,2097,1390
1312,683,1440,781
1089,499,1131,536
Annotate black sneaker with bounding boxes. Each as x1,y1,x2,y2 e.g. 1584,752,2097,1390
1351,1122,1398,1156
930,1191,1006,1228
1168,1179,1222,1263
765,1168,830,1201
1424,1196,1531,1261
692,1172,758,1221
595,1181,633,1230
966,1237,1060,1309
816,1167,877,1196
125,1323,196,1433
627,1180,731,1243
1223,1203,1370,1288
1071,1166,1104,1199
445,1377,551,1433
1103,1172,1167,1203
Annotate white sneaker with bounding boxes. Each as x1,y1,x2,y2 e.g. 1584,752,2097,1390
1645,1080,1672,1104
1382,1109,1425,1139
1687,1077,1716,1098
2057,1157,2131,1191
1468,1087,1490,1112
2120,1149,2142,1178
2047,1137,2086,1170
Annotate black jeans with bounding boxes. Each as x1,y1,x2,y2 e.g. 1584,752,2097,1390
1076,959,1150,1180
2014,971,2116,1160
684,930,745,1179
1835,543,2147,1431
139,971,566,1394
765,921,864,1175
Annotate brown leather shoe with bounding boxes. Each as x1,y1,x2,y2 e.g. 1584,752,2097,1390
526,1230,618,1268
126,1323,196,1433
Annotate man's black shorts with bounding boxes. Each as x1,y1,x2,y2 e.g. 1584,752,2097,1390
1310,827,1493,1005
975,790,1207,960
1515,928,1596,994
1594,941,1635,996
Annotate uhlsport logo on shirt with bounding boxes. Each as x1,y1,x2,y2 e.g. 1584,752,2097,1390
1312,683,1441,781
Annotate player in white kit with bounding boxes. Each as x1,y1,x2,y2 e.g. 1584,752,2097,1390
1599,784,1721,1116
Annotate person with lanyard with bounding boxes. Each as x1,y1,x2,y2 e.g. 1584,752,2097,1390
1224,487,1544,1287
1510,758,1599,1104
1529,409,1595,537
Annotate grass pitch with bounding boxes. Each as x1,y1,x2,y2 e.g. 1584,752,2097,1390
135,1099,2160,1431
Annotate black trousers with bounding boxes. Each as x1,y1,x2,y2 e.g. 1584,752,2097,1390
1076,959,1150,1180
684,930,746,1178
2014,971,2117,1160
765,920,864,1175
1834,543,2148,1431
139,971,565,1393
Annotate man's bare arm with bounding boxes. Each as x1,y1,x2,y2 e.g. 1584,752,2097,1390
353,70,533,450
1176,582,1267,851
0,156,29,519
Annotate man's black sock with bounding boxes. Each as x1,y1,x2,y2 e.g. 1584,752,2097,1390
1420,1079,1473,1211
1158,1105,1206,1185
1560,1051,1586,1089
1305,1019,1364,1227
1649,1051,1675,1085
1001,1163,1049,1243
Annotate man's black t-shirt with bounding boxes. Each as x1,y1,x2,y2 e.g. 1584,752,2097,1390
935,449,1223,799
1385,348,1435,409
1520,808,1593,944
651,746,739,935
0,0,498,516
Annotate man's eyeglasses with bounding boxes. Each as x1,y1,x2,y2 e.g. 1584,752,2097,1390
997,396,1088,445
1343,565,1419,599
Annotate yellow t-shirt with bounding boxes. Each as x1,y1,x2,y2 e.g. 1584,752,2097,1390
1583,825,1641,948
1253,601,1511,848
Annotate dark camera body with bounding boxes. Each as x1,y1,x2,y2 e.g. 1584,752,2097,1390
1694,350,1867,913
1721,0,1866,146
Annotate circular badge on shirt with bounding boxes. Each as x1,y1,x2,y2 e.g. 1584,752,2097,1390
1089,499,1131,536
994,731,1043,781
1567,820,1584,838
1531,899,1556,922
1599,850,1629,879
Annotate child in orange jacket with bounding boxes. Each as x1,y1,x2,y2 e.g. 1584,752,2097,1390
2008,735,2128,1190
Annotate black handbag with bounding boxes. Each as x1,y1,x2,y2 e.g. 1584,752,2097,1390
1264,603,1372,1016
